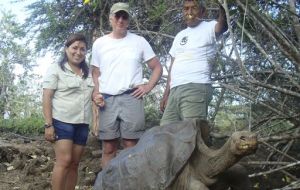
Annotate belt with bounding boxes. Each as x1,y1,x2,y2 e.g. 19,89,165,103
102,88,137,99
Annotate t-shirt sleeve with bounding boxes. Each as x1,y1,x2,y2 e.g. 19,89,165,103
169,37,177,58
91,39,101,68
42,64,58,89
210,20,218,41
140,37,156,62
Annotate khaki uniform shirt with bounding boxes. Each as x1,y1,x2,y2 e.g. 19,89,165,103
43,63,94,124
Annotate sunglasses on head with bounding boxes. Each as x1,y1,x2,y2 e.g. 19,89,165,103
115,11,129,20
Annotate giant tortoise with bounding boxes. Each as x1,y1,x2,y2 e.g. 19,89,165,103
94,119,258,190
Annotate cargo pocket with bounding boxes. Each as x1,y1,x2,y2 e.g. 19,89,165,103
67,79,80,88
180,93,207,119
185,95,205,103
60,72,80,90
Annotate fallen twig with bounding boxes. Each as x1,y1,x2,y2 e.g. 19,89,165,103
259,134,300,142
249,161,300,178
0,179,15,184
241,161,292,166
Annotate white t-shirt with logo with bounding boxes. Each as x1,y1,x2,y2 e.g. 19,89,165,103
91,32,156,95
169,21,217,89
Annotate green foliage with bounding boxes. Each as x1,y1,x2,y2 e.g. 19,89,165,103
24,0,103,52
148,1,167,21
1,11,31,118
0,115,44,135
0,10,41,124
19,0,300,137
144,88,162,128
213,105,250,133
257,119,294,137
145,104,161,128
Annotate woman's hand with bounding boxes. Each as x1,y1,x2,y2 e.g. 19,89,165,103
93,92,105,107
44,126,55,143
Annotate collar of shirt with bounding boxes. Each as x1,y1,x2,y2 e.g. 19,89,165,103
65,62,82,76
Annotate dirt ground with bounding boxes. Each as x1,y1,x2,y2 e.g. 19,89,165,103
1,131,299,190
0,132,101,190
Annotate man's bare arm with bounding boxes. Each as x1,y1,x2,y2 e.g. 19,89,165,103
132,56,162,99
215,4,228,37
160,57,174,112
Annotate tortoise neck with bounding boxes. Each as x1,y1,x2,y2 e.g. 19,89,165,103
191,136,242,185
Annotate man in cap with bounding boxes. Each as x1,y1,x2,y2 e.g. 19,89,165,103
91,2,162,168
160,0,228,143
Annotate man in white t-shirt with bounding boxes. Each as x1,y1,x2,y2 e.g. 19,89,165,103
91,2,162,168
160,0,227,143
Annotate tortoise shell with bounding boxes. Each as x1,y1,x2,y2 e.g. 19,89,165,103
94,119,199,190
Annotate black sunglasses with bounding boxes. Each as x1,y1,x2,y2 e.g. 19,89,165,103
115,11,129,20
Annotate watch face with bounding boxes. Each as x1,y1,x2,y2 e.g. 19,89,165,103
44,124,51,128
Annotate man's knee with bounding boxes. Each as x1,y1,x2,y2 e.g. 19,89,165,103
122,138,138,148
102,140,118,155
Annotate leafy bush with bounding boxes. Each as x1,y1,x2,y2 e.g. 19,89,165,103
145,104,162,128
0,116,44,135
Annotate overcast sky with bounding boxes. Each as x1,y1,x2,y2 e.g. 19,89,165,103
0,0,35,23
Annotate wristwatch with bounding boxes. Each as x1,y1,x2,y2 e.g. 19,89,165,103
44,123,53,128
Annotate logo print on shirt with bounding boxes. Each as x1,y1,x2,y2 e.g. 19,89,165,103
180,36,188,45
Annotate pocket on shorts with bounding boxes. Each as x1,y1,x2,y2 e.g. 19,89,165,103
183,84,212,104
185,94,205,103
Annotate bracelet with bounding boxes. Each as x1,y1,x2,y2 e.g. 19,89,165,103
44,123,53,128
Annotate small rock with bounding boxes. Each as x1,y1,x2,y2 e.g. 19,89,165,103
91,150,102,157
7,165,14,171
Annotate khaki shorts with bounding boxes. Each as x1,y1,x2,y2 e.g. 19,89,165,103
160,83,213,126
99,94,145,140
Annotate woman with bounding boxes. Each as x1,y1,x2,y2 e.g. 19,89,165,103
42,33,94,190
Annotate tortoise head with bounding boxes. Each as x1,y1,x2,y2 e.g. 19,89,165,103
229,131,258,156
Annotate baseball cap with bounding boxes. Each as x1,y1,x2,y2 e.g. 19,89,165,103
110,2,129,14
